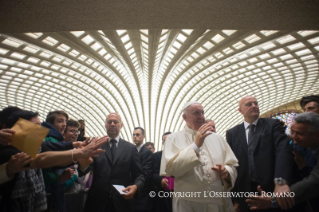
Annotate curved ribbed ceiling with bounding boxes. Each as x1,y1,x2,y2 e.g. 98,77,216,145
0,30,319,150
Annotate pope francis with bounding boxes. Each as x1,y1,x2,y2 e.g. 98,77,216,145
160,101,238,212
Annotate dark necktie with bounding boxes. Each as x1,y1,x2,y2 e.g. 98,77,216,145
248,124,257,181
248,124,255,145
110,139,117,161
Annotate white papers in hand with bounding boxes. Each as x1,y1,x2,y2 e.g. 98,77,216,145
112,184,128,195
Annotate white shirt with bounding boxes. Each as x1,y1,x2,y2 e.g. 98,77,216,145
109,136,120,148
244,119,259,144
136,143,144,152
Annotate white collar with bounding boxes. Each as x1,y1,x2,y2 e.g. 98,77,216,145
244,118,259,129
136,143,144,152
110,136,120,143
185,125,197,135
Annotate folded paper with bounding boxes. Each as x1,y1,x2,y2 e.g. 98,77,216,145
10,118,49,158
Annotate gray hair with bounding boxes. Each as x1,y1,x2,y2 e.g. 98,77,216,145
205,119,215,124
294,112,319,132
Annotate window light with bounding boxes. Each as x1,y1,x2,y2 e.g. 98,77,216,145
260,30,278,36
211,34,225,43
222,30,237,36
177,34,187,43
81,35,95,45
276,35,296,44
245,34,261,44
42,37,58,46
11,52,26,60
2,38,23,48
287,42,305,51
233,42,245,49
295,49,311,56
297,31,317,37
57,44,71,52
23,45,40,54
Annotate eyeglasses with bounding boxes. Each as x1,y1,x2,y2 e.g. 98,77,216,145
243,101,258,107
107,120,119,124
133,133,140,137
68,130,78,134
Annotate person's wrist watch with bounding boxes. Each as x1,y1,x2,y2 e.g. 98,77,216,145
271,196,279,208
274,178,288,185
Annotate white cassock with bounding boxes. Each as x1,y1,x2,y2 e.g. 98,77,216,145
160,126,238,212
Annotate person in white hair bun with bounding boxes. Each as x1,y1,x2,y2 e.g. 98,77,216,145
160,101,238,212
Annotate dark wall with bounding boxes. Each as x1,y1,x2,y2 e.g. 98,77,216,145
0,0,319,33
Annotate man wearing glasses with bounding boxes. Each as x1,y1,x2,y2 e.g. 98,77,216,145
226,96,295,212
78,113,144,212
132,127,153,212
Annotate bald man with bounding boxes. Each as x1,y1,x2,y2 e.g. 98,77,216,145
160,101,238,212
226,96,294,212
78,113,144,212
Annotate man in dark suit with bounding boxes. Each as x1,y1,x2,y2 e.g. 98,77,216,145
152,132,172,212
226,95,294,212
245,112,319,211
132,127,153,212
78,113,144,212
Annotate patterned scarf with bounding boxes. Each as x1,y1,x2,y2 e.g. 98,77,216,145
11,167,47,212
11,147,47,212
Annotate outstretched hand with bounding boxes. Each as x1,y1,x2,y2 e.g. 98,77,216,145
6,152,33,178
246,186,272,210
81,136,108,158
77,136,108,169
0,129,15,145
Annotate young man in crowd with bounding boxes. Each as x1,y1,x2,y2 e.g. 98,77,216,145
133,127,153,212
41,111,76,212
145,142,155,153
64,119,80,142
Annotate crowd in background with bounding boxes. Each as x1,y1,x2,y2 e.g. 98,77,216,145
0,95,318,212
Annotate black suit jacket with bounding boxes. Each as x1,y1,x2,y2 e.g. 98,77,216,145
78,138,144,212
134,145,153,211
226,118,294,211
291,153,319,204
151,151,172,212
152,151,163,189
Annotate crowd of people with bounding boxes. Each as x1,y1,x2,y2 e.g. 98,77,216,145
0,94,318,212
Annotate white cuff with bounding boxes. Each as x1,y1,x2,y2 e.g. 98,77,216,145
192,142,201,154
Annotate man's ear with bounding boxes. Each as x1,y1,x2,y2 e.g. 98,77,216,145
182,113,186,121
238,107,242,114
